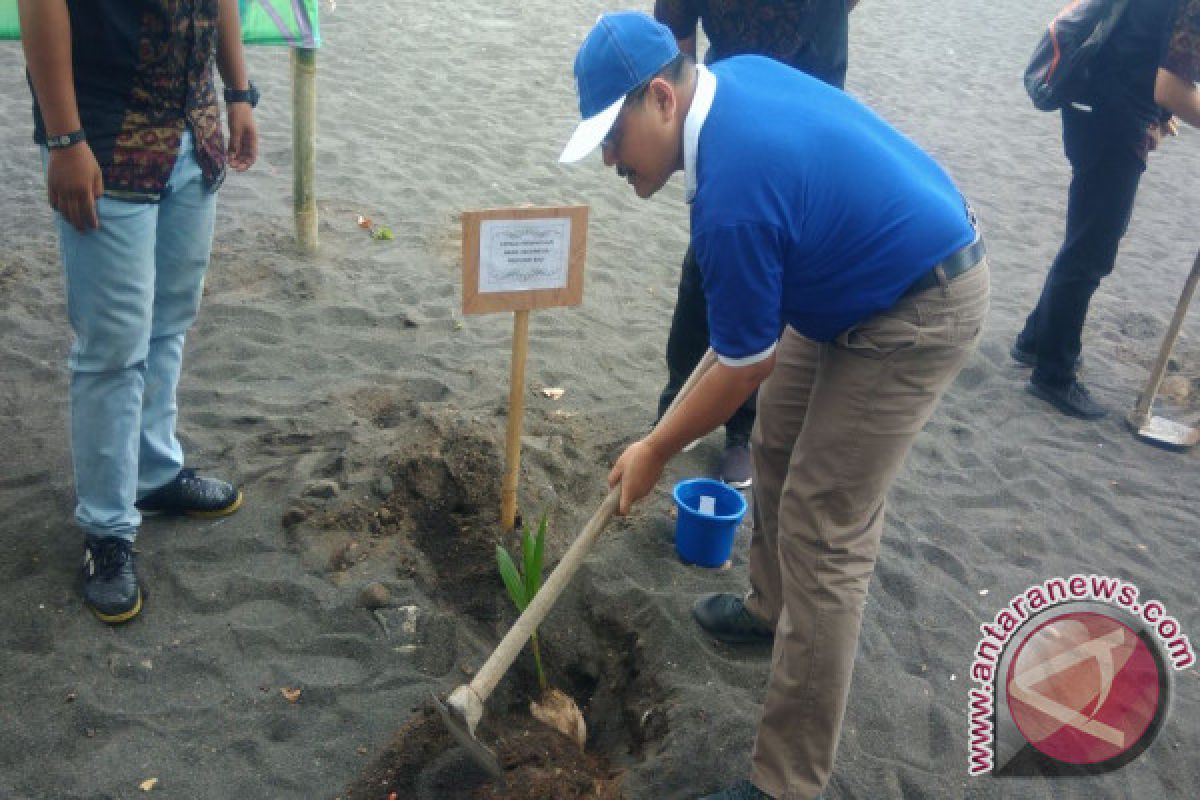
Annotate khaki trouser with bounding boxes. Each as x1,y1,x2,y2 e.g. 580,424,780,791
745,260,990,800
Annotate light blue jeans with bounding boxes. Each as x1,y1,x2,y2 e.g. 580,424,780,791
53,130,217,542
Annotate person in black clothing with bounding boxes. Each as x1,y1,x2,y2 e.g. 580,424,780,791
653,0,859,486
1015,0,1200,418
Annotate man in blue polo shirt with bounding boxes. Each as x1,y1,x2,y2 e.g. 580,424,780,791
561,12,989,800
650,0,864,488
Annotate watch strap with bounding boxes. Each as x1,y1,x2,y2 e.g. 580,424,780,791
223,81,259,108
46,129,86,150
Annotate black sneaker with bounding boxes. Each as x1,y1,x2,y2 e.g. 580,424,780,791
136,468,243,518
692,593,774,644
700,779,775,800
1011,338,1082,371
1028,379,1107,419
82,536,143,624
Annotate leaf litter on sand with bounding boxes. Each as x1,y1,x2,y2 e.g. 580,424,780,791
355,213,394,241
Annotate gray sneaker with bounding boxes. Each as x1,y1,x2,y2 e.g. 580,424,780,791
1028,378,1106,419
719,439,752,489
1011,337,1083,371
699,779,774,799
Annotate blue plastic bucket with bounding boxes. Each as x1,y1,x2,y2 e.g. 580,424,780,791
673,478,748,568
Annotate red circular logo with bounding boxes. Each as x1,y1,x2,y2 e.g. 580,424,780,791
1005,611,1163,765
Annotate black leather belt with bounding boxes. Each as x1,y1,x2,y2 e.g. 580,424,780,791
903,237,986,297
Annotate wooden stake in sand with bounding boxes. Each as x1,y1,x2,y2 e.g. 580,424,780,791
462,206,588,529
292,47,318,253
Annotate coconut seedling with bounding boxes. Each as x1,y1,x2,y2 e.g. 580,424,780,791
495,513,587,749
496,513,549,690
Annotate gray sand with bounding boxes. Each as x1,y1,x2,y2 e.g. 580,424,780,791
0,1,1197,798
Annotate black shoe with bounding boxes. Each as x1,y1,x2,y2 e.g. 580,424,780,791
699,779,775,800
82,536,143,624
720,437,752,489
692,593,774,644
136,468,243,518
1011,338,1082,371
1027,379,1107,419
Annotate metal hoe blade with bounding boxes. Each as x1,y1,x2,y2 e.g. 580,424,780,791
1132,415,1200,451
1127,251,1200,453
432,693,504,778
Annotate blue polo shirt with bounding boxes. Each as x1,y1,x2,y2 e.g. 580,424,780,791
687,56,977,363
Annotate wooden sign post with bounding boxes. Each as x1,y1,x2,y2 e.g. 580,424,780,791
462,206,588,530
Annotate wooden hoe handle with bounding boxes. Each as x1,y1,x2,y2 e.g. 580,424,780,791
447,348,720,732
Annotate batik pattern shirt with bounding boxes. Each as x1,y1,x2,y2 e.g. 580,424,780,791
1165,0,1200,82
654,0,850,89
31,0,226,201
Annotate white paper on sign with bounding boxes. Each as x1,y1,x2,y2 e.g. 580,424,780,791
479,218,571,293
698,496,716,516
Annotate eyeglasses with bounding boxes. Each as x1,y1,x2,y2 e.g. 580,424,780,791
601,79,653,156
601,108,627,155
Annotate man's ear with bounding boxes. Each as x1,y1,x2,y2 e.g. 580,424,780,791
649,77,677,121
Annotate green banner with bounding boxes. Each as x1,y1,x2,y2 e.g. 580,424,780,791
238,0,321,47
0,0,320,47
0,2,14,39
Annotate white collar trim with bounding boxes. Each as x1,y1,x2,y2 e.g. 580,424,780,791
684,64,716,204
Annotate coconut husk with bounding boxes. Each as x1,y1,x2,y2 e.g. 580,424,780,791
530,687,587,750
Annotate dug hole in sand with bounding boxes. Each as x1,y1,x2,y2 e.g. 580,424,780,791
282,396,670,799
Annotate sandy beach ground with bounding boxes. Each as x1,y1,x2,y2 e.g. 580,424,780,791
1,0,1198,798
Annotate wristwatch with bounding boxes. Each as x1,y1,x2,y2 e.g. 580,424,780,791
46,129,86,149
223,80,260,108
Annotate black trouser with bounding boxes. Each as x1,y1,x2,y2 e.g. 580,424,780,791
1019,106,1145,388
657,244,757,441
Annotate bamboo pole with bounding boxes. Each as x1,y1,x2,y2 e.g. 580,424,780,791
292,47,318,253
501,310,531,530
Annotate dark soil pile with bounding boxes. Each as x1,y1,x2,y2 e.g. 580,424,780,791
341,706,623,800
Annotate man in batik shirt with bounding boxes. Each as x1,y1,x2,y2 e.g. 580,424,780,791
1159,0,1200,124
20,0,258,623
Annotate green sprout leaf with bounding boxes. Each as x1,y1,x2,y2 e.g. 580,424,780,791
528,513,547,598
372,226,394,241
497,513,551,692
522,523,536,601
496,545,528,611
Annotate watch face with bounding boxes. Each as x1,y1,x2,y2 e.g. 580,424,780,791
47,131,83,148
